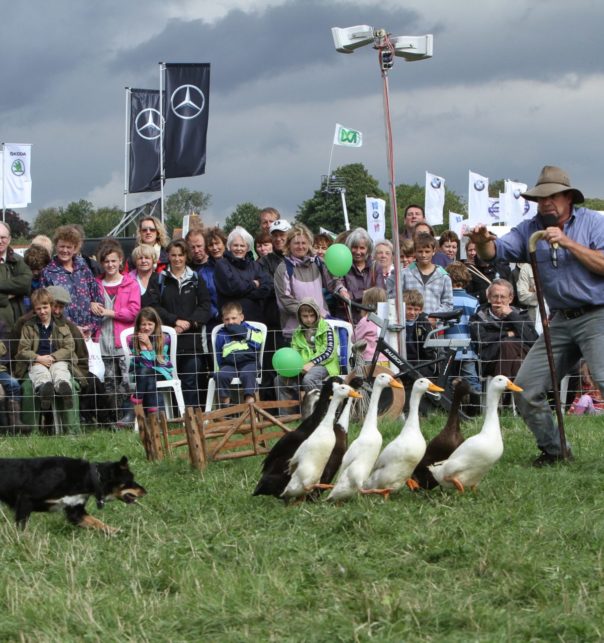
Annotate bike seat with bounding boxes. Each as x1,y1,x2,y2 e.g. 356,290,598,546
429,309,463,322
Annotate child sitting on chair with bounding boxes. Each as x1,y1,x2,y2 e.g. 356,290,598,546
216,302,264,406
15,288,76,411
355,287,389,366
128,307,173,418
568,360,604,416
275,298,339,407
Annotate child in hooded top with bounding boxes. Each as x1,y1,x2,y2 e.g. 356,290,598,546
274,298,339,409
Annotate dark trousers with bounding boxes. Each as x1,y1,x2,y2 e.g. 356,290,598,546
177,354,201,408
216,363,258,400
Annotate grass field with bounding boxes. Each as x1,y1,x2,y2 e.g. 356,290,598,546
1,413,603,642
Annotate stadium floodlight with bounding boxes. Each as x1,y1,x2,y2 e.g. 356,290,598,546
331,25,375,53
330,25,434,353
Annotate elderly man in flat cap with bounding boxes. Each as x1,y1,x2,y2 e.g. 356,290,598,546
467,166,604,466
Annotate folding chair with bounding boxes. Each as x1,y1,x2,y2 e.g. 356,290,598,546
205,322,268,413
120,326,186,422
326,318,353,375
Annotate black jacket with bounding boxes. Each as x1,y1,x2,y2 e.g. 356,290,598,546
470,304,537,362
154,268,211,354
214,251,273,322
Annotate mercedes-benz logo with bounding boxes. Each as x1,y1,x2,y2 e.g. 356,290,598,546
135,108,163,141
170,84,205,120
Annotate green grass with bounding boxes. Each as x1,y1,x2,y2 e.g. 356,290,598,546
1,414,604,642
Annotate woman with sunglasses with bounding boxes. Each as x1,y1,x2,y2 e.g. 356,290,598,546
126,216,170,273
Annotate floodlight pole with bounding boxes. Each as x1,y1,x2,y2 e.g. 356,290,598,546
374,30,404,354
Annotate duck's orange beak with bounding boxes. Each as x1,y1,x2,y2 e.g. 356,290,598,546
348,390,363,398
389,379,404,389
428,382,444,393
506,381,523,392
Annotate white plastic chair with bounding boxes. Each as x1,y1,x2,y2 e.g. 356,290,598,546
120,326,186,424
205,322,268,413
326,318,353,375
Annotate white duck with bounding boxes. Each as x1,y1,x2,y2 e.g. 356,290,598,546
281,382,361,501
428,375,522,492
364,378,443,498
327,372,404,502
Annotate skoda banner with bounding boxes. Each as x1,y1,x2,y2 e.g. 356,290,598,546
1,143,32,208
129,89,162,193
163,63,210,179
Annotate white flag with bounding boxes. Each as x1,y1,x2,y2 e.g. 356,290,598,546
425,171,445,226
1,144,32,208
504,180,531,227
467,170,489,226
487,196,500,223
365,196,386,244
333,123,362,147
449,211,467,240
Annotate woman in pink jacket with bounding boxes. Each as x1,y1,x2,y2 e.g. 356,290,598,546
91,239,141,425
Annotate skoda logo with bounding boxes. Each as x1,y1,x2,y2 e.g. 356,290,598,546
170,84,205,120
474,180,485,191
513,189,522,199
430,177,441,189
11,159,25,176
135,108,163,140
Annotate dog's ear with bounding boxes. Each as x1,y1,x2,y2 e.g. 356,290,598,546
119,456,129,469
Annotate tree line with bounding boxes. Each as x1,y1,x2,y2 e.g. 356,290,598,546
8,164,604,244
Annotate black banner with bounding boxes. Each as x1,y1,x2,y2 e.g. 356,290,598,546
163,63,210,179
129,89,162,193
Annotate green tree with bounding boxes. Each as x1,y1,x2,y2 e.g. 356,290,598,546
85,207,124,238
224,202,261,235
297,163,386,233
3,209,31,241
396,182,467,233
32,207,66,236
64,199,95,225
585,197,604,211
165,188,211,235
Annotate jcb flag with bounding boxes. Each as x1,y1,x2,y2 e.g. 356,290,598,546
333,123,362,147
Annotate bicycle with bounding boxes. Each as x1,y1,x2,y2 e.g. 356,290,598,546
335,293,472,420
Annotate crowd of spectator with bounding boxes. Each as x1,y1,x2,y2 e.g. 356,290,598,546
0,203,546,434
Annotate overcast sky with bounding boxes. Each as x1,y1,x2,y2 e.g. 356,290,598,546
2,0,602,227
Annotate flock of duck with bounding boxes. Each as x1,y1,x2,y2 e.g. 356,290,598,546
253,372,522,502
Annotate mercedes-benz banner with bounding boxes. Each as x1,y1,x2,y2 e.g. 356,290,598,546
129,88,162,193
163,63,210,179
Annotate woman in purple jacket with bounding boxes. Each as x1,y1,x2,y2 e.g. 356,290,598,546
273,223,336,340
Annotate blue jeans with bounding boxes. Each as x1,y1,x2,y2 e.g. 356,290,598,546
514,307,604,455
0,371,21,398
178,354,201,408
216,363,258,400
133,365,161,412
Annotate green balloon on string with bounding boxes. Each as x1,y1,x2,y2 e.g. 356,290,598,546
324,243,353,277
272,348,304,378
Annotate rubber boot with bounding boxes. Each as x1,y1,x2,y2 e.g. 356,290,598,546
7,399,30,435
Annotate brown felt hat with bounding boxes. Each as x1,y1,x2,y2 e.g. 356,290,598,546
521,165,584,204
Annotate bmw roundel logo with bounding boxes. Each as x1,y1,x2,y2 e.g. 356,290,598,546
523,201,531,214
431,177,441,189
474,180,485,191
513,189,522,199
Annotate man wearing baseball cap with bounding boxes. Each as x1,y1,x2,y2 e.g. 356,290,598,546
467,166,604,466
258,219,292,278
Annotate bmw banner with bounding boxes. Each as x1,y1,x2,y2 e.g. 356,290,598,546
129,89,162,193
1,144,32,208
163,63,210,179
467,170,490,226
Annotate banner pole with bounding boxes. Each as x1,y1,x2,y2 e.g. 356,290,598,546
124,87,130,218
1,143,5,223
326,141,335,185
340,189,350,231
159,63,165,224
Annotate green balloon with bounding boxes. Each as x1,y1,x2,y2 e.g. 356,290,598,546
324,243,353,277
272,348,304,378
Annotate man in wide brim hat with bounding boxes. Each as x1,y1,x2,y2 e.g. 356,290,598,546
521,165,584,204
465,164,604,468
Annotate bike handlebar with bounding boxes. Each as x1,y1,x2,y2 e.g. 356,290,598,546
332,290,377,312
